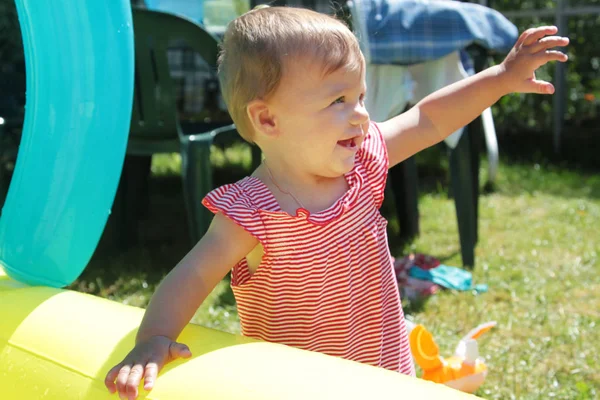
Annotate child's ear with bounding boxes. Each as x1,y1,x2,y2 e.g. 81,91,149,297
247,99,279,137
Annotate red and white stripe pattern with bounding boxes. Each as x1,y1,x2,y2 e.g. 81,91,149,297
203,122,414,375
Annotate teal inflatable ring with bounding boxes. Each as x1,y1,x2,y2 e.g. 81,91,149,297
0,0,134,287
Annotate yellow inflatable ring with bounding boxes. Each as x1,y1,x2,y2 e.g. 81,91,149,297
0,269,482,399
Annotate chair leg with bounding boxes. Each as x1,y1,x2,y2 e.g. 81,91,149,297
139,155,152,219
468,117,482,244
109,169,127,250
180,135,214,245
109,155,150,251
450,131,477,268
389,156,420,240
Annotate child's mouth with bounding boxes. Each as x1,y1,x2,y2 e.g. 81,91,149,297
337,138,357,149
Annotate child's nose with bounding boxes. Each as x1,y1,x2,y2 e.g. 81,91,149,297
351,102,370,126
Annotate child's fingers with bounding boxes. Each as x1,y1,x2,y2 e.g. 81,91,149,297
169,341,192,359
528,36,570,54
115,364,132,395
527,79,555,95
536,50,569,64
104,363,123,393
125,363,145,400
521,26,559,47
143,362,159,391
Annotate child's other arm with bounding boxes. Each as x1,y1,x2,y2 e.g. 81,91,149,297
134,212,257,343
379,26,569,168
105,212,258,399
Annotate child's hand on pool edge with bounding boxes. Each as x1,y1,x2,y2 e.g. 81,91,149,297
104,335,192,400
498,25,569,95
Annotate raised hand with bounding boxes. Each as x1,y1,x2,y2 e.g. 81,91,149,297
499,26,569,95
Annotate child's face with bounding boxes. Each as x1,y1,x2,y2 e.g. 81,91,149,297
267,56,370,178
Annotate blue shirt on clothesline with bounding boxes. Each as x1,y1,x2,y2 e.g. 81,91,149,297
351,0,519,65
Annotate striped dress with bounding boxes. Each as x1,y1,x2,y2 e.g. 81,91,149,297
203,122,415,375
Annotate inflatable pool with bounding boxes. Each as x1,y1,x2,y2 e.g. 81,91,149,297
0,269,482,399
0,1,482,398
0,0,134,288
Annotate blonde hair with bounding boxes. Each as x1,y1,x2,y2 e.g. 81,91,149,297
217,6,364,143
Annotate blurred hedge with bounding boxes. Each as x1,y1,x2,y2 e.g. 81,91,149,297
1,0,598,163
489,0,600,133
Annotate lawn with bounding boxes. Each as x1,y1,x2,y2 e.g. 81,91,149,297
73,143,600,400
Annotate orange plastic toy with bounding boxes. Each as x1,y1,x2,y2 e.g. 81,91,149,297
408,321,496,393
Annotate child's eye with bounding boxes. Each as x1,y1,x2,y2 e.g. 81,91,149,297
331,97,345,106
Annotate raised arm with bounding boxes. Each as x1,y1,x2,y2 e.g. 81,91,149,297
105,212,258,399
379,26,569,168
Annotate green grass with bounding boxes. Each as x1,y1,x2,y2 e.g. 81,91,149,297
74,146,600,400
404,161,600,399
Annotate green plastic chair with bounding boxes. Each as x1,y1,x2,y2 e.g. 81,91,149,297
123,9,244,245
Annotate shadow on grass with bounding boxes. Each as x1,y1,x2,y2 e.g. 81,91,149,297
402,295,432,315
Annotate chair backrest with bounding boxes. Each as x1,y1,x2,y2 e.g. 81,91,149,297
130,9,220,140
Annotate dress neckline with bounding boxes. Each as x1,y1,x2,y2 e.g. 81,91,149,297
243,165,363,226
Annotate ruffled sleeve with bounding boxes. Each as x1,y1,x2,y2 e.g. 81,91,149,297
356,121,389,208
202,181,268,243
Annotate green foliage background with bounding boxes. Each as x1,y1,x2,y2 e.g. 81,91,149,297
0,0,22,74
488,0,600,131
1,1,598,134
